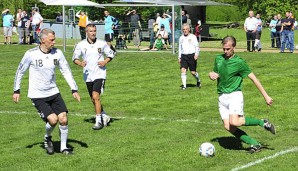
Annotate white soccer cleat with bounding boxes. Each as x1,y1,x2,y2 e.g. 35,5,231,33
102,114,111,127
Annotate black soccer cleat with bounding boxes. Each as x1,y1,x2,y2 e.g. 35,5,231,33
61,148,73,155
197,81,201,88
263,119,276,134
44,136,54,155
249,144,262,153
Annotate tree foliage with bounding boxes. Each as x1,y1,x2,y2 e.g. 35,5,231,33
214,0,298,20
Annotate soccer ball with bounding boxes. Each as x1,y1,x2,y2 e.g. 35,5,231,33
199,142,215,157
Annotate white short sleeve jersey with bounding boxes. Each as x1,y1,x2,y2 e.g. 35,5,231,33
244,17,258,31
72,39,115,82
178,33,200,59
32,12,43,25
14,47,78,98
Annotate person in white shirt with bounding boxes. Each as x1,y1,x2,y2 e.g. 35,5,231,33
16,8,23,44
13,28,81,155
178,23,200,90
244,10,258,52
254,13,263,52
73,24,115,130
31,8,43,44
156,24,168,42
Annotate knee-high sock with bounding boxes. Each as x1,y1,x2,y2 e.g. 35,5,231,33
232,128,259,145
45,122,55,138
181,73,186,87
193,72,200,82
245,117,264,127
59,125,68,151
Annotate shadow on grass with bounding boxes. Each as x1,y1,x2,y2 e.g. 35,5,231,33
211,136,243,150
211,136,275,152
26,139,88,153
83,117,121,125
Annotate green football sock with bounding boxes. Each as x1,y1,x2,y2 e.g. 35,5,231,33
232,128,259,145
245,117,264,126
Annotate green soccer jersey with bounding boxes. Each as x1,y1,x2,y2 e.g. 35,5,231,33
154,38,165,50
213,54,251,94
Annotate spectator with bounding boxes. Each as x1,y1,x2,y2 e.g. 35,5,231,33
31,8,43,44
76,10,88,40
16,8,23,44
186,14,192,33
254,13,262,52
151,34,167,51
156,24,168,42
269,15,278,48
195,19,202,42
275,13,282,48
181,10,187,24
280,11,294,53
126,9,142,48
56,12,63,22
155,12,161,30
19,10,30,44
244,10,258,52
2,8,14,44
160,13,172,46
148,16,155,49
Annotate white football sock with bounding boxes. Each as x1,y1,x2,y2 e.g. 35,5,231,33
181,73,187,88
45,122,55,138
95,114,102,126
193,72,200,82
59,125,68,151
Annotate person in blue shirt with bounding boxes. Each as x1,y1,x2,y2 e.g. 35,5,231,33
104,10,117,48
2,8,14,44
159,13,172,47
269,15,278,48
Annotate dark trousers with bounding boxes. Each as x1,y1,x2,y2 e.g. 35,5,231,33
276,31,281,48
79,26,86,40
246,31,256,51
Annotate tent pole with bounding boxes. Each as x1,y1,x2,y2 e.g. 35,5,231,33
172,5,175,54
63,5,66,52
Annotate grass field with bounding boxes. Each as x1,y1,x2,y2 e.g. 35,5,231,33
0,43,298,171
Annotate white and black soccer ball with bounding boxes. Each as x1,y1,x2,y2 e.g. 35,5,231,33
199,142,215,157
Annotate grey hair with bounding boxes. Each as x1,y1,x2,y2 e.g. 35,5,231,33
39,28,55,40
182,23,190,30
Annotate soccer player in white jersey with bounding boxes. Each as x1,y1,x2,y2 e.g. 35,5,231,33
72,24,115,130
13,28,81,155
178,23,201,90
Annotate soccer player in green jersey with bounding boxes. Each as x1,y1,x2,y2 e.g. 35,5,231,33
209,36,276,153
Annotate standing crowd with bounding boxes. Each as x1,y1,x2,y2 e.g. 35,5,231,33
244,10,297,53
2,7,43,45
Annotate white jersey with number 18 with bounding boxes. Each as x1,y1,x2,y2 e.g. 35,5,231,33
14,47,78,98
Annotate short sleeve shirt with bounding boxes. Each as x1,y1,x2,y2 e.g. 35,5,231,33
213,54,251,94
130,14,140,28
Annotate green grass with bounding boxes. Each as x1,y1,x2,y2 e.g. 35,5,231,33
0,45,298,171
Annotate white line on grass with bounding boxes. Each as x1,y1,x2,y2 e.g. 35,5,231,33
230,147,298,171
0,110,220,125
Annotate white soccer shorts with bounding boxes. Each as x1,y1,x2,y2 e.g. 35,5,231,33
218,91,244,120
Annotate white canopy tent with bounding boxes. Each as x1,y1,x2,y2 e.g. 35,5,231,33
39,0,103,51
